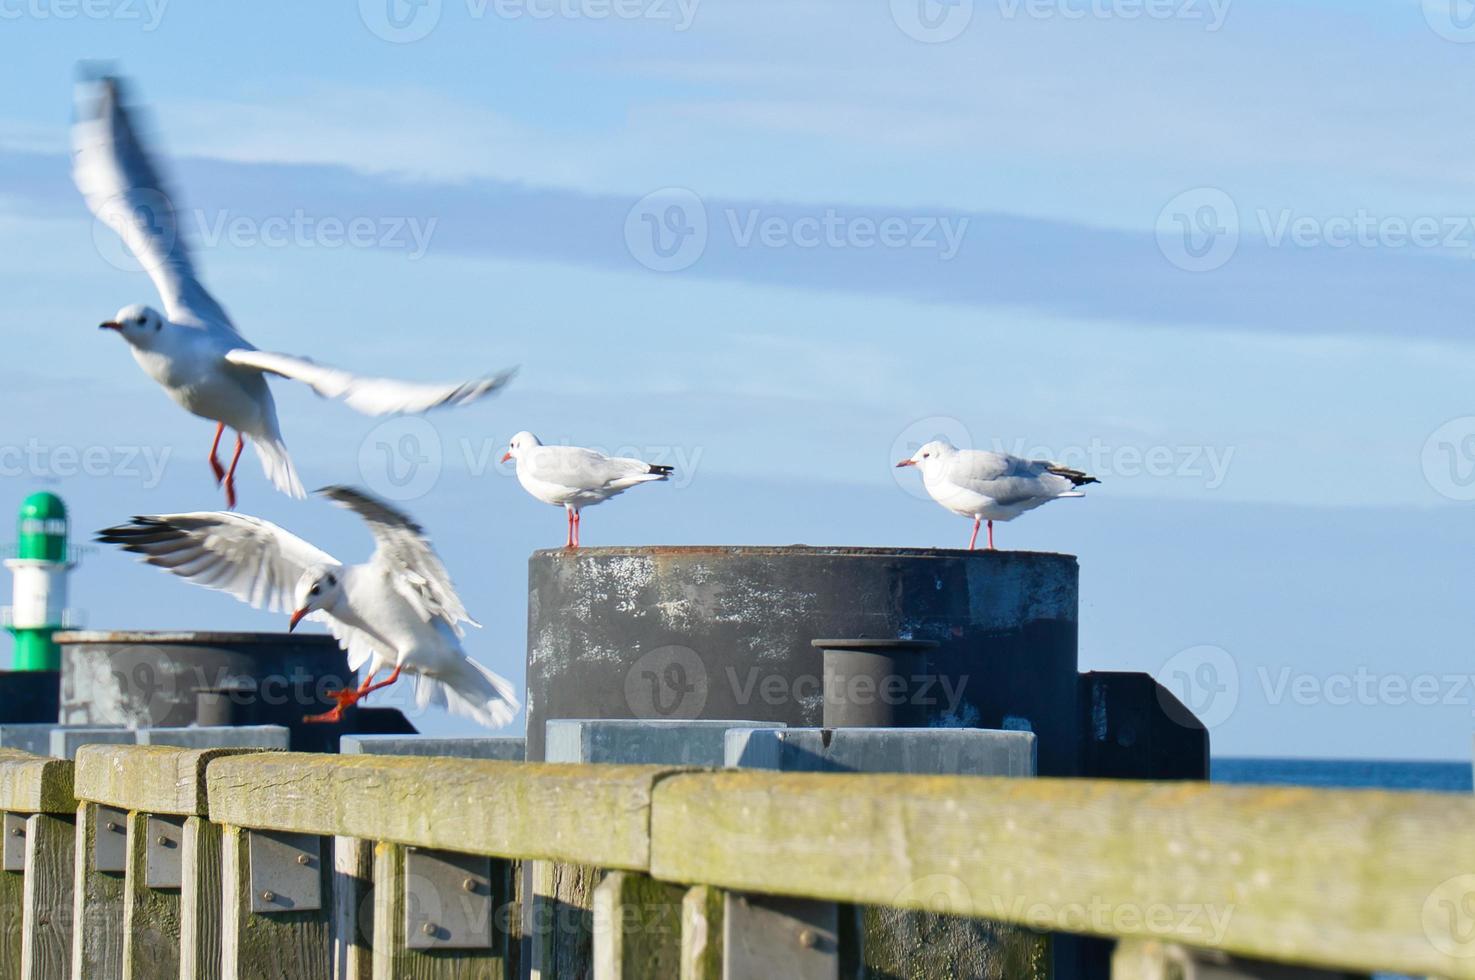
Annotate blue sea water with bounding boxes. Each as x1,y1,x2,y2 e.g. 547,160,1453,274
1212,757,1472,793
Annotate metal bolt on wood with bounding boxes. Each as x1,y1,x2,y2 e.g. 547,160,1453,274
260,890,275,902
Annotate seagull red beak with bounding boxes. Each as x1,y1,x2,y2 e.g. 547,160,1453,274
895,459,917,468
500,452,512,463
98,321,122,331
288,608,307,632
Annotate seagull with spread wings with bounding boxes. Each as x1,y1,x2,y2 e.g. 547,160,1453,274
97,486,520,728
73,73,516,508
896,438,1099,550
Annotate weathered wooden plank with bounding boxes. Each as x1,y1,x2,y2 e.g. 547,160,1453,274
207,754,681,869
592,871,683,979
220,824,332,980
179,817,224,980
649,772,1475,979
122,811,181,980
333,836,374,980
19,812,73,980
370,842,508,979
679,885,722,980
71,802,126,980
0,861,21,980
1110,940,1364,979
76,745,275,816
0,757,74,815
528,860,602,980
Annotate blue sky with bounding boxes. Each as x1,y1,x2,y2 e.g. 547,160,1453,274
2,0,1473,759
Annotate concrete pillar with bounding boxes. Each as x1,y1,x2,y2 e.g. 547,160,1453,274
525,547,1080,773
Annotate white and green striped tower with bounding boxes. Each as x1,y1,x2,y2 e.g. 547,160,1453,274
4,492,74,671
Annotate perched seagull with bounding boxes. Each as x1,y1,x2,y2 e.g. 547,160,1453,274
502,431,673,548
96,486,519,728
896,438,1099,550
73,74,515,508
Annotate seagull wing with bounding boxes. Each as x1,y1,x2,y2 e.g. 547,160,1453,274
71,74,240,338
224,350,516,416
317,486,478,633
525,446,655,491
96,512,339,613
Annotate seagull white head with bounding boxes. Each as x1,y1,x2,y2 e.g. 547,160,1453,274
98,303,167,348
896,438,957,470
500,430,542,463
288,565,343,632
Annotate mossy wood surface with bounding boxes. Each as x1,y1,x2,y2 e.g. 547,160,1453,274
370,842,508,980
592,871,684,980
71,803,125,980
0,757,73,815
207,754,682,868
220,825,333,980
122,811,181,980
649,771,1475,979
19,813,72,980
680,885,723,980
76,746,274,816
179,817,224,980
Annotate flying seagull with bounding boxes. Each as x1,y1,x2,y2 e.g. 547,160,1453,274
73,73,515,508
502,431,673,548
896,438,1098,549
97,486,519,728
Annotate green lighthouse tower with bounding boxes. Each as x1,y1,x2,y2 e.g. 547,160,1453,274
4,493,73,671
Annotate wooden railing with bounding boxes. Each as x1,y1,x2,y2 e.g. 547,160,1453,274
0,744,1468,978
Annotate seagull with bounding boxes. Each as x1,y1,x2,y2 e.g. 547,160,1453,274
501,431,673,548
73,73,515,509
96,486,519,728
896,438,1098,550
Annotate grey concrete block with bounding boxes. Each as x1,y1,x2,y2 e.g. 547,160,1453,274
546,719,783,766
338,735,526,760
49,727,137,760
724,727,1037,776
138,725,290,749
0,724,94,756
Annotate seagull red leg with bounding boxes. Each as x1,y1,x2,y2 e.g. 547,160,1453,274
572,510,581,549
208,422,226,485
968,517,980,550
988,520,995,550
564,507,575,549
303,667,404,724
222,433,244,510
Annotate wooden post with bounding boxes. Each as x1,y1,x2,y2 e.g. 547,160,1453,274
591,871,684,979
72,745,276,980
18,812,74,980
333,836,373,980
369,842,509,979
179,817,224,980
71,802,127,980
680,885,723,980
220,825,333,980
0,753,76,980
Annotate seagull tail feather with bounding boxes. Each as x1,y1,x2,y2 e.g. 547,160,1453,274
252,435,306,499
414,658,520,730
